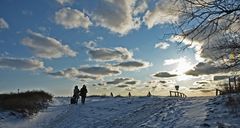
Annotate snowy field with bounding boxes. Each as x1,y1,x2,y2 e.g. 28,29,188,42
0,96,240,128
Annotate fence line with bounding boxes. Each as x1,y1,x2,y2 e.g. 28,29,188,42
169,91,187,98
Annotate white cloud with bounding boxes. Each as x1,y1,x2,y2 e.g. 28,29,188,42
164,58,182,66
143,0,179,28
88,47,133,62
163,57,195,76
56,0,74,5
83,41,97,49
133,0,148,16
0,57,44,70
22,31,77,59
114,59,152,71
92,0,140,35
169,35,205,62
0,18,9,29
55,7,92,29
155,42,170,49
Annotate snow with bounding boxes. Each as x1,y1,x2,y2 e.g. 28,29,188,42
1,95,240,128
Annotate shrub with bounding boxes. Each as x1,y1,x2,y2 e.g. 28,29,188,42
225,95,240,114
0,90,53,116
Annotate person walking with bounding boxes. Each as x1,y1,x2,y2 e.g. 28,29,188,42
80,85,88,104
72,85,80,104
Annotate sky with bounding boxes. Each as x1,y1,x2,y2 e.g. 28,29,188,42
0,0,230,96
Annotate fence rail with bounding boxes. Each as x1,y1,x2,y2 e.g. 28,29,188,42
169,91,187,98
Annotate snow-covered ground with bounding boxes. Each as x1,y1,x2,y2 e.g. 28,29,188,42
0,96,240,128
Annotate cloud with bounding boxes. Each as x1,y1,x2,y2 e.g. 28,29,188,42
143,0,179,28
125,80,137,85
185,62,221,76
153,72,177,78
155,42,170,49
0,18,9,29
75,74,98,80
78,66,120,76
114,60,152,71
0,57,44,70
195,81,209,85
88,47,133,62
163,57,194,75
163,58,185,66
49,65,121,80
200,89,215,93
106,77,130,85
48,67,98,80
55,7,92,29
83,41,97,49
159,80,167,84
92,0,140,35
98,83,104,86
56,0,74,5
213,75,229,81
117,84,129,88
133,0,148,16
22,31,77,59
189,87,205,90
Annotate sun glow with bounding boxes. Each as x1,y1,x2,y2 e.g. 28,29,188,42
173,57,195,81
175,58,193,74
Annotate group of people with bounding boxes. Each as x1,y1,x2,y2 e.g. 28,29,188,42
72,85,88,104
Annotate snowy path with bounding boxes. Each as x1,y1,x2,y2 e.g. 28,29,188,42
1,96,213,128
175,98,209,128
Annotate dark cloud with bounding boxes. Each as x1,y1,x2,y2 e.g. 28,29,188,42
117,84,129,88
114,60,151,71
125,81,137,85
196,81,209,85
75,74,98,80
185,62,221,76
98,83,104,86
88,47,133,62
213,75,229,81
189,87,205,90
200,89,215,93
0,57,44,71
159,80,167,84
153,72,177,78
48,66,120,80
107,77,130,85
162,85,168,87
78,66,120,76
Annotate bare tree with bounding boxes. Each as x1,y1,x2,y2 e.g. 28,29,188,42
173,0,240,67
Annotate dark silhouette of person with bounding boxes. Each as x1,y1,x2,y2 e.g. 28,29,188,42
80,85,88,104
73,85,80,104
147,91,151,97
128,92,131,97
110,92,114,97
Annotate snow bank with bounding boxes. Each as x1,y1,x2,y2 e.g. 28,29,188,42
1,95,240,128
